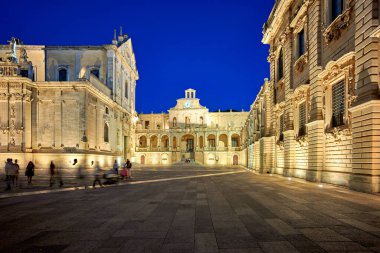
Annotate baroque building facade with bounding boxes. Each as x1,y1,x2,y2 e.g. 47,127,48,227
0,31,139,174
241,0,380,193
135,89,248,165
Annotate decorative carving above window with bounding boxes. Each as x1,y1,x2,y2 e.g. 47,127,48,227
325,127,351,143
278,26,291,47
323,3,353,44
294,52,308,73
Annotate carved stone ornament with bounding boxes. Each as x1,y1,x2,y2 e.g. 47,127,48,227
294,52,308,73
325,127,351,142
278,26,291,47
267,51,276,63
292,85,311,121
295,135,308,147
323,3,353,44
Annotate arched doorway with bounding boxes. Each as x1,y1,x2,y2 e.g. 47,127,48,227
233,155,239,165
141,155,145,165
181,134,194,152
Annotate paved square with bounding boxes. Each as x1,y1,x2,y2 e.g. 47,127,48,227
0,165,379,253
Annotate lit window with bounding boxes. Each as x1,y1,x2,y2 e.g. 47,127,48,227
209,139,216,148
298,29,305,57
90,68,100,79
104,123,109,143
299,102,306,136
231,138,239,147
331,80,345,127
331,0,344,22
277,50,284,80
58,68,67,81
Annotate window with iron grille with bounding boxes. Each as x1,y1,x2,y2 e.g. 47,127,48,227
331,80,345,127
299,102,306,136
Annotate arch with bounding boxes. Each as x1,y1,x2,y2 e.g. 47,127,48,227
182,134,194,152
104,123,109,143
231,134,240,147
140,155,145,165
200,116,204,126
90,68,100,79
207,134,216,148
173,117,177,127
139,136,147,148
199,136,204,148
150,135,158,148
233,155,239,165
161,135,169,148
219,134,228,147
58,67,68,81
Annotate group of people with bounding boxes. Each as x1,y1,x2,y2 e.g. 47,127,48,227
4,159,35,190
93,159,133,187
4,158,133,190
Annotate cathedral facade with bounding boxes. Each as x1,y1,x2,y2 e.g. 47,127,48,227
241,0,380,193
135,89,248,165
0,31,138,174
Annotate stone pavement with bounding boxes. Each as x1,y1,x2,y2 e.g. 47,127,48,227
0,166,379,253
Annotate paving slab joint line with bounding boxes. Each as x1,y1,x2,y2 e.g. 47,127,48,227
0,171,244,199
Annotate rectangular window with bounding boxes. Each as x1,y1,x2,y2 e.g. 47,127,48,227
299,102,306,136
232,138,238,147
332,81,345,127
332,0,344,22
279,114,284,141
278,51,284,80
298,29,305,57
145,121,150,129
209,139,216,148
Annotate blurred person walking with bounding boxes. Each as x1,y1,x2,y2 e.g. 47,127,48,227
93,162,103,188
13,159,20,186
4,158,14,190
126,159,132,179
25,161,35,184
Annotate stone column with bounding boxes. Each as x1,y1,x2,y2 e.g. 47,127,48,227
349,0,380,193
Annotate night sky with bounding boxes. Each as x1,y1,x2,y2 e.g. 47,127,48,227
1,0,274,113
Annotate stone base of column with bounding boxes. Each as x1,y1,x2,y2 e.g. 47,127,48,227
349,100,380,193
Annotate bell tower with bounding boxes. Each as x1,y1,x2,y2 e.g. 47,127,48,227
185,88,196,99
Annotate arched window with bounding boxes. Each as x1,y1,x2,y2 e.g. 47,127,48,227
104,123,109,143
277,49,284,80
185,117,190,128
58,68,68,81
200,116,204,126
173,117,177,127
90,68,100,79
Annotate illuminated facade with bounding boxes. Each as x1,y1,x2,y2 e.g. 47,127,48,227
0,30,139,174
241,0,380,193
135,89,248,165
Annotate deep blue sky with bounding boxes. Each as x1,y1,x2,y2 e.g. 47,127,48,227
1,0,274,113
